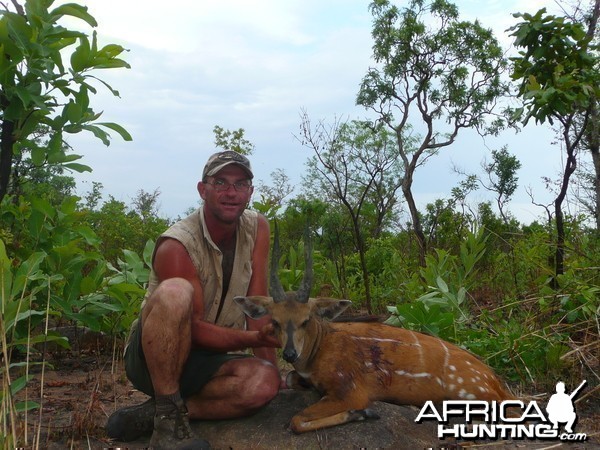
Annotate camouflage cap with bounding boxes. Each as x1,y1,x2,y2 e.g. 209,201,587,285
202,150,253,180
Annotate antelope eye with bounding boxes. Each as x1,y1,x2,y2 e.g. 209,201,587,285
300,319,309,328
271,320,280,330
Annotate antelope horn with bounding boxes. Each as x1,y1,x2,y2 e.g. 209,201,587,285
296,221,313,303
269,220,286,303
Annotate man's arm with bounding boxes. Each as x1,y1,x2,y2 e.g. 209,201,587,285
245,214,280,365
152,236,279,352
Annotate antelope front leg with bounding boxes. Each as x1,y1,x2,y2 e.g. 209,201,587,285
290,395,378,433
286,370,313,390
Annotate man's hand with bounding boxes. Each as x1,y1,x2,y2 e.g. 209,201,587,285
256,322,280,348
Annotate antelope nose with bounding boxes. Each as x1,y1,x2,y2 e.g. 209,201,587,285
283,349,298,363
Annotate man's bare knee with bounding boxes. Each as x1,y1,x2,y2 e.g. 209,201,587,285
242,361,279,410
143,278,194,321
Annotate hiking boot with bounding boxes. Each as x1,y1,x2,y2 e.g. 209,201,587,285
149,398,211,450
106,397,155,442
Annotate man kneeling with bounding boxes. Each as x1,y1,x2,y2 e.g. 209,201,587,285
106,151,283,449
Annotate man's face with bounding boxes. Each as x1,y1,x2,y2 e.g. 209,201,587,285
198,165,253,224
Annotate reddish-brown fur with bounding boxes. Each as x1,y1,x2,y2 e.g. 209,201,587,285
235,295,514,433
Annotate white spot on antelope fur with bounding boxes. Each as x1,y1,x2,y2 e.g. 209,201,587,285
350,336,421,347
448,365,457,372
440,341,450,370
409,331,425,367
409,331,420,345
395,370,431,378
478,386,488,393
448,374,455,380
458,389,477,400
436,377,443,386
457,377,464,384
448,384,456,391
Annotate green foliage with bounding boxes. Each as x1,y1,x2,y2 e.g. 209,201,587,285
357,0,510,264
385,229,487,341
300,116,405,311
0,238,67,351
276,241,305,293
359,0,509,133
1,194,151,446
422,199,472,252
213,125,254,155
53,244,150,334
0,1,131,137
509,8,600,125
465,314,572,384
1,194,151,336
380,220,594,385
0,0,132,201
83,194,169,264
0,3,136,445
481,146,522,223
252,169,293,221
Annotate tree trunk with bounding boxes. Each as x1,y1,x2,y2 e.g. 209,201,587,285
588,101,600,232
352,216,373,314
590,122,600,232
0,118,16,203
402,182,426,267
593,146,600,232
554,142,578,283
586,0,600,232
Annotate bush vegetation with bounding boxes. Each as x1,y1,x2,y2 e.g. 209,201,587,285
1,0,598,448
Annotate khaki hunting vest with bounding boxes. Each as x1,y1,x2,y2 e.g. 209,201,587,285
131,206,258,338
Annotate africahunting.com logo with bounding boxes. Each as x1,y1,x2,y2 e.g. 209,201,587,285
416,380,588,442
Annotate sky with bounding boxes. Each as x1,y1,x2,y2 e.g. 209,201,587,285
56,0,574,224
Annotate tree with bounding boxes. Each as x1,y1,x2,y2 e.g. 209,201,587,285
0,0,132,202
569,0,600,231
213,125,254,155
481,146,522,225
509,7,600,280
84,193,169,264
253,168,293,219
299,113,404,313
7,125,76,203
357,0,510,266
131,188,161,222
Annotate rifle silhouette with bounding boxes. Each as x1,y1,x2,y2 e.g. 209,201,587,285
569,380,587,400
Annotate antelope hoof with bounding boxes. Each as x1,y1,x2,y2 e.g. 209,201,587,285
348,408,380,422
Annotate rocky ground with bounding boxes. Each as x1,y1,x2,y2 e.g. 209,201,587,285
10,327,600,449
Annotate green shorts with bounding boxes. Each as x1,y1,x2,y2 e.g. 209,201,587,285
124,319,249,398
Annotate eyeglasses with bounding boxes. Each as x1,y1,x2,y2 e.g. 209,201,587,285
205,179,252,192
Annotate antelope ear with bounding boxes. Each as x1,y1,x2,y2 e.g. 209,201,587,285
310,298,352,321
233,296,273,319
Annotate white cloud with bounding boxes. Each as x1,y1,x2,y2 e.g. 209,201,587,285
52,0,563,222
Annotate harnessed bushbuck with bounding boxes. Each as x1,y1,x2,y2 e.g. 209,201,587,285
234,225,514,433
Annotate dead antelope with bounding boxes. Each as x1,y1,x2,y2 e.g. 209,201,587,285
234,226,514,433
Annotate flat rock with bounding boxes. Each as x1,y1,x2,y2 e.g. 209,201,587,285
119,389,599,449
192,390,435,449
